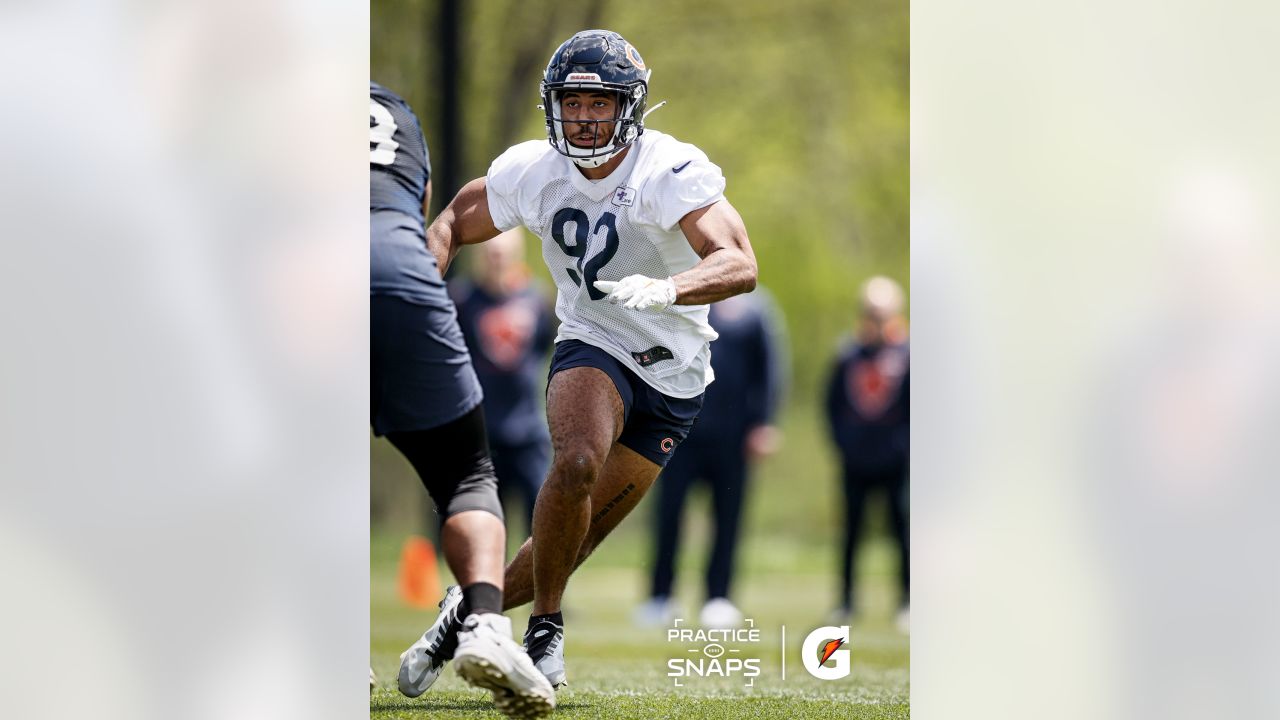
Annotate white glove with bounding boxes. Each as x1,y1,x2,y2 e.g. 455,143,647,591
593,275,678,311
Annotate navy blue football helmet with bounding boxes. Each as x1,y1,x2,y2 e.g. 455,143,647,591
541,30,650,168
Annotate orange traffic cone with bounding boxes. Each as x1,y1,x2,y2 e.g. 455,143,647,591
398,535,443,609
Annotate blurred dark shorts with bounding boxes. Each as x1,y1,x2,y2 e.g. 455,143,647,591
547,339,703,467
370,293,483,436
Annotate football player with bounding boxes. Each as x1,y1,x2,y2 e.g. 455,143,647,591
371,81,555,719
402,29,758,690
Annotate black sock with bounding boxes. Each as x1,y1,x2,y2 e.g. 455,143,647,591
528,611,564,628
460,582,503,617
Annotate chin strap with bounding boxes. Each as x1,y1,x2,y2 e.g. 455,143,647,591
571,150,618,169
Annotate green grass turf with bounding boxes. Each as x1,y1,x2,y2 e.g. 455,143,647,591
371,524,909,719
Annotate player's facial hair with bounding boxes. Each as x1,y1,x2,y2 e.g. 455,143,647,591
567,118,610,149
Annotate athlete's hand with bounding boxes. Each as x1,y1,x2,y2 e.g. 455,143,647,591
594,275,677,311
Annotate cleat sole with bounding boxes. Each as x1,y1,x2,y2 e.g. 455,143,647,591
455,655,555,720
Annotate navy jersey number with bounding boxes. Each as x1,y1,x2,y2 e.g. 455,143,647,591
551,208,620,301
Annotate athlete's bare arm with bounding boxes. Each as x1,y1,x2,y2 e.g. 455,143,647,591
671,199,758,305
426,177,502,274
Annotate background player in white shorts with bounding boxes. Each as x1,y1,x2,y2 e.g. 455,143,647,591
419,29,758,689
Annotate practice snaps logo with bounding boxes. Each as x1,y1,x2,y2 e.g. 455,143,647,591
665,618,762,688
801,625,851,680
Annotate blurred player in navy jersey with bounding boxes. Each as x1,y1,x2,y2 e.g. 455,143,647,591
636,288,787,629
370,81,554,718
450,229,556,535
825,276,910,631
419,30,759,688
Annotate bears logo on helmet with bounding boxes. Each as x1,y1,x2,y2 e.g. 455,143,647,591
624,43,646,71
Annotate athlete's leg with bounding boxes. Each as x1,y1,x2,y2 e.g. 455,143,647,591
389,406,510,699
439,512,506,587
488,442,517,531
503,444,663,610
527,366,624,615
387,406,506,592
397,427,554,716
574,443,663,560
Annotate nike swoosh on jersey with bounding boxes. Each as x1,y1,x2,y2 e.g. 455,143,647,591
672,161,692,173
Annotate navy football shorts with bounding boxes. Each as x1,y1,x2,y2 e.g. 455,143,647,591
370,293,483,436
547,339,704,467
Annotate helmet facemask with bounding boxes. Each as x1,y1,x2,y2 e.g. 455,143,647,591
541,75,648,169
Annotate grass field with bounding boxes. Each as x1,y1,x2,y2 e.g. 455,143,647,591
370,511,910,719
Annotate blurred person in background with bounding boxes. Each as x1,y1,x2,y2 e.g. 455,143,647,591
450,229,556,536
1084,169,1280,720
825,276,910,631
370,81,555,717
635,288,787,629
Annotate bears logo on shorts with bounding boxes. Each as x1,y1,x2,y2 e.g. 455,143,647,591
660,437,675,453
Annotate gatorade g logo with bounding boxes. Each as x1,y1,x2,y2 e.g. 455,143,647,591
801,625,851,680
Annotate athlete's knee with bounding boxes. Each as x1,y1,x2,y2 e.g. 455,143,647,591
389,407,503,521
446,463,504,521
424,454,503,522
547,444,606,498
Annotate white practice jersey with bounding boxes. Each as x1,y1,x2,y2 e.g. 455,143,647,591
486,130,725,398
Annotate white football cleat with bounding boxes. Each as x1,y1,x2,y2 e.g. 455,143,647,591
454,613,556,719
633,596,680,628
397,585,464,697
523,617,567,689
699,598,744,629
